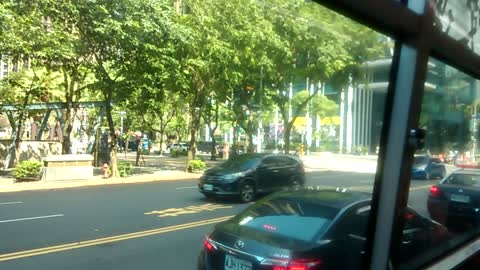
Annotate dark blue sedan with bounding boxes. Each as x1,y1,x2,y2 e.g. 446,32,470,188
411,155,446,180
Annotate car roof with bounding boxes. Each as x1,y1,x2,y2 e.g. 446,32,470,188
450,169,480,175
267,188,371,210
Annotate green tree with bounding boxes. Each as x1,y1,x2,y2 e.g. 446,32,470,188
0,0,96,154
0,68,59,168
74,0,183,176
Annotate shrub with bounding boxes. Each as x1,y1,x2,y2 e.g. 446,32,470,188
170,148,187,157
14,161,42,181
118,161,133,178
188,159,206,173
170,148,180,157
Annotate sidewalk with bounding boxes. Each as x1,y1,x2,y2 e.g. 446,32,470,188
0,152,380,193
0,153,219,193
0,169,202,193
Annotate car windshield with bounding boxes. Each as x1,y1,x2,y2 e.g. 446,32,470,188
220,155,262,170
414,156,429,166
445,174,480,187
235,197,338,242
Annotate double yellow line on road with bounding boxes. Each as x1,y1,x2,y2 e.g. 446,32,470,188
0,215,232,262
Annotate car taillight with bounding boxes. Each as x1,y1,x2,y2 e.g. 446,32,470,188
203,237,217,252
429,185,441,197
270,258,322,270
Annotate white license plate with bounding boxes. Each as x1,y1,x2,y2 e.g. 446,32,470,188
451,194,470,203
203,184,213,191
224,254,252,270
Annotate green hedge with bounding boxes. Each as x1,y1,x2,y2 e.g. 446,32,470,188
118,161,133,178
188,159,206,173
14,161,42,182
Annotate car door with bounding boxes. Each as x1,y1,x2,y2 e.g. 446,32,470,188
276,156,299,188
430,158,443,177
397,209,432,260
256,156,281,192
335,204,370,269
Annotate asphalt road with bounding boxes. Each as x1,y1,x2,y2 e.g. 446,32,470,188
0,170,440,270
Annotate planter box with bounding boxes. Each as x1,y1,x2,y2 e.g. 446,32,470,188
42,154,94,182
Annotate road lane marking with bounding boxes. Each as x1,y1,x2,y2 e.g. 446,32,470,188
0,214,64,224
0,201,23,205
0,215,232,262
145,203,233,217
175,186,197,190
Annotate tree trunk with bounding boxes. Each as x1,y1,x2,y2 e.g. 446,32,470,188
284,124,293,154
158,128,165,156
62,107,74,154
246,119,256,153
186,108,200,171
4,91,31,169
211,137,217,161
136,138,141,166
105,93,118,177
247,132,255,153
186,127,198,172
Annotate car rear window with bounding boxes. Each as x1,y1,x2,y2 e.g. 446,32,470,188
236,198,338,242
444,174,480,187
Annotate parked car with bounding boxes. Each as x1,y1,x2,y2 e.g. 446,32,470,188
428,169,480,230
168,142,189,153
411,155,446,180
198,189,449,270
198,153,305,202
198,141,216,153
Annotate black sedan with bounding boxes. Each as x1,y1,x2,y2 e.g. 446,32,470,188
199,189,448,270
198,153,305,203
428,169,480,229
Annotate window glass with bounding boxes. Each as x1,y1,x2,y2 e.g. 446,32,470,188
0,1,394,270
261,157,278,167
221,154,262,170
399,58,480,269
347,209,369,237
444,172,480,186
277,156,296,166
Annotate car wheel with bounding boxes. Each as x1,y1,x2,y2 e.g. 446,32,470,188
239,182,255,203
203,194,215,200
290,175,303,189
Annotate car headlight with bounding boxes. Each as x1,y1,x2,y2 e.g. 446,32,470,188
223,172,245,180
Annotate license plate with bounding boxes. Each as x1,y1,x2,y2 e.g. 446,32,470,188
224,254,252,270
203,184,213,191
451,194,470,203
